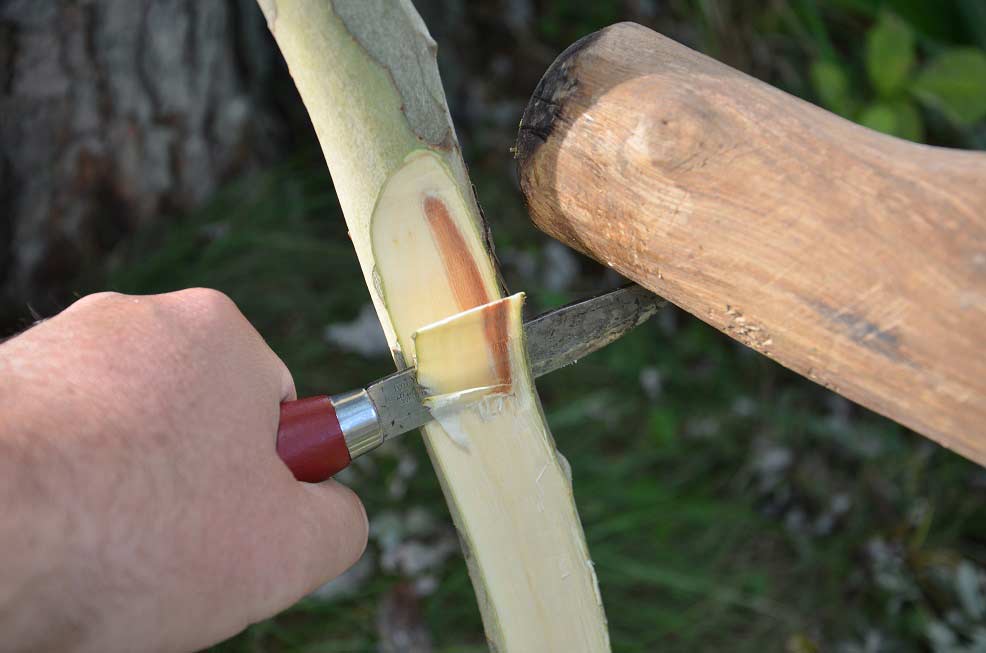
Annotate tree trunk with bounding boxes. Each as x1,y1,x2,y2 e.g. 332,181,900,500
0,0,279,331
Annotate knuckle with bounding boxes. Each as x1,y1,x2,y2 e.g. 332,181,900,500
86,290,125,303
168,288,239,324
70,291,125,311
175,287,235,311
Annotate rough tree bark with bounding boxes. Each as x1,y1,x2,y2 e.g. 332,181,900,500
0,0,279,330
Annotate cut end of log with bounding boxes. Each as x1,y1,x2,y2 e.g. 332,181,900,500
515,27,606,168
515,23,650,258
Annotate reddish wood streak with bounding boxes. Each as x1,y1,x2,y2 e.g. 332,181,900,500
423,194,511,386
481,305,512,386
423,195,489,309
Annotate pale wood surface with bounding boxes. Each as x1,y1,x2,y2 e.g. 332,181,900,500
517,22,986,465
262,2,609,650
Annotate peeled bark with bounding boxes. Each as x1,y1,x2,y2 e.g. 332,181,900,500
260,1,610,649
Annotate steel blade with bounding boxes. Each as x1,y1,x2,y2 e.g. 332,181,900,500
525,284,664,378
363,366,426,442
366,284,665,441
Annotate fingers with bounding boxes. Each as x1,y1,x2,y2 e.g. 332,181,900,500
278,359,297,402
296,480,369,582
248,479,368,620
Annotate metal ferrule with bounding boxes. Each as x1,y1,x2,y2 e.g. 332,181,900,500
331,389,384,458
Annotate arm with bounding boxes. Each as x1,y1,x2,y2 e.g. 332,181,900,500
0,289,367,653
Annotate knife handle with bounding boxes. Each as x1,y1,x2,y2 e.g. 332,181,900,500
276,390,383,482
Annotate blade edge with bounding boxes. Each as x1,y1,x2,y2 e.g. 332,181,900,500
367,284,665,440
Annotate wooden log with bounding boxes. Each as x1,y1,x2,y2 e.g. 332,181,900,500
260,1,610,650
516,22,986,465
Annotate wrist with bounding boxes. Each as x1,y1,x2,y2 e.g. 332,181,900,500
0,440,80,647
0,366,95,650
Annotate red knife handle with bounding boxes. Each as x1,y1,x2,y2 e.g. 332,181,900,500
276,395,352,482
276,390,383,482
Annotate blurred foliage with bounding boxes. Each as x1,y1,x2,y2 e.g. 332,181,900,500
808,5,986,141
80,0,986,651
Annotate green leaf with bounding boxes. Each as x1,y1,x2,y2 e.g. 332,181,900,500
865,12,915,97
891,99,924,142
856,100,925,141
810,60,855,117
911,48,986,125
858,103,898,135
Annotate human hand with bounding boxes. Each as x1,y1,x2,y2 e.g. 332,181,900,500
0,289,368,652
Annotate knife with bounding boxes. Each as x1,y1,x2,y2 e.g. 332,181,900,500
276,284,664,482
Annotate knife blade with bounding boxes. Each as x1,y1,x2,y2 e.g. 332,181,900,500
276,284,664,482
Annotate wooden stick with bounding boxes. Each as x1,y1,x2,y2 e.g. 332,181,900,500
517,22,986,465
260,1,610,649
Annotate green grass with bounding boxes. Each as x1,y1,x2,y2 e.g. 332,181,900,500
95,152,984,652
90,2,986,650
